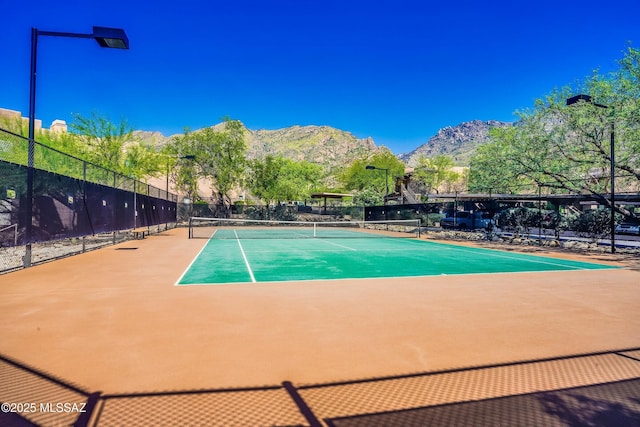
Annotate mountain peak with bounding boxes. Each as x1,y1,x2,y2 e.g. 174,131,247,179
246,125,375,167
399,120,512,166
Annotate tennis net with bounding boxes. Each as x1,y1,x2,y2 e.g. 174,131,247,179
188,217,421,239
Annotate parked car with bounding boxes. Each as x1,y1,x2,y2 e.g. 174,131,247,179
615,222,640,235
440,211,492,230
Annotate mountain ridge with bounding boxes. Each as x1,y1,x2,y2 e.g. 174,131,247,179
135,119,513,168
398,120,513,167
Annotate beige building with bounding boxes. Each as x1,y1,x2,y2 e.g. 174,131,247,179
50,119,68,133
0,107,66,134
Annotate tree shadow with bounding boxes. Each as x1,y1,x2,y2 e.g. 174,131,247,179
539,379,640,427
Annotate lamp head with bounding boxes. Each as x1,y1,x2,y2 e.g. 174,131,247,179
93,26,129,49
566,94,592,106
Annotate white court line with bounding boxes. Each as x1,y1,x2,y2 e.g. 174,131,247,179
174,230,217,286
235,229,257,283
278,237,609,270
177,234,611,286
176,267,626,287
317,239,357,251
424,242,596,270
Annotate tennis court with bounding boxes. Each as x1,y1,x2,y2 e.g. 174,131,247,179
1,225,639,426
179,218,617,285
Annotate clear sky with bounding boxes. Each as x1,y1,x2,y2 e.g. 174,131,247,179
2,0,639,154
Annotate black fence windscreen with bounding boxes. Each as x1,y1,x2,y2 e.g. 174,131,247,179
0,128,177,249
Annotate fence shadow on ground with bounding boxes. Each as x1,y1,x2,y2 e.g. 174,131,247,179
0,354,98,427
325,378,640,426
2,348,640,426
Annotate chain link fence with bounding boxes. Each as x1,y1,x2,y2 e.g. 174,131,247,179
180,176,640,252
0,128,177,272
4,122,639,271
416,177,640,250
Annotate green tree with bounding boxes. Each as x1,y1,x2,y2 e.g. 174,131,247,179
247,155,322,205
413,155,461,194
352,187,382,207
276,158,323,202
468,46,640,221
247,155,283,205
70,112,134,173
69,113,165,182
170,118,247,216
39,130,84,159
468,127,524,193
0,114,86,177
0,114,29,136
122,141,165,180
341,148,405,200
163,132,199,202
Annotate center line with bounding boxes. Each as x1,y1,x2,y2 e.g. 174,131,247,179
234,230,257,282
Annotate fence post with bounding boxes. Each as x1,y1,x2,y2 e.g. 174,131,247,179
454,191,458,227
282,381,322,427
72,392,102,427
113,171,117,244
23,137,35,267
133,180,137,230
538,184,542,246
82,161,87,253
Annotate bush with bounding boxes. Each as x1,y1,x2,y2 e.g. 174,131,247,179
245,205,297,221
418,213,445,227
496,207,541,237
542,211,573,240
570,208,612,241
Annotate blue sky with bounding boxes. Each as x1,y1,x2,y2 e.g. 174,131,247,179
2,0,639,154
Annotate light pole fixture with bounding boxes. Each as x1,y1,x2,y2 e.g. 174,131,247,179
24,26,129,267
566,94,616,253
366,165,390,205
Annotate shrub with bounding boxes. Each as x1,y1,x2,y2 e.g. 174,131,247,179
570,208,612,241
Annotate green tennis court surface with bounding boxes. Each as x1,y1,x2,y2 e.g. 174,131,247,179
177,233,617,285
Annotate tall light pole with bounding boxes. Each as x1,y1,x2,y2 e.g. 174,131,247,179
566,94,616,253
366,165,389,205
24,26,129,267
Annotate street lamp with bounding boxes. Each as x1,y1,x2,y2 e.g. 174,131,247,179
24,26,129,267
566,94,616,253
366,165,389,205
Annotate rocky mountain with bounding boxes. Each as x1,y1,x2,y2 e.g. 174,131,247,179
135,119,512,169
245,125,376,168
136,124,378,170
399,120,512,167
133,130,168,147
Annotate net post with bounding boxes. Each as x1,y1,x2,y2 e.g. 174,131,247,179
188,217,192,239
417,218,421,238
